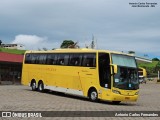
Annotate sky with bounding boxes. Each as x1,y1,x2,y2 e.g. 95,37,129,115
0,0,160,59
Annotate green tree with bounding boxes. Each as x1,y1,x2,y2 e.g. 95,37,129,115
152,58,159,61
128,51,135,54
155,61,160,72
60,40,74,48
43,47,48,51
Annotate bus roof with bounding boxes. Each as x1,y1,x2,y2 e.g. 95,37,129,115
25,48,133,56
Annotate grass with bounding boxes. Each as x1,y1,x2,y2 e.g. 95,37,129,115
0,47,26,54
138,61,159,77
138,61,158,68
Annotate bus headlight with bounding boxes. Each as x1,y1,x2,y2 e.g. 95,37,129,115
112,90,121,94
135,91,139,95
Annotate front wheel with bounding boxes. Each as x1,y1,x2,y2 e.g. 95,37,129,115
38,81,44,92
89,89,98,102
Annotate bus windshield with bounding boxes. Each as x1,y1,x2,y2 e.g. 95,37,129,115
112,54,139,90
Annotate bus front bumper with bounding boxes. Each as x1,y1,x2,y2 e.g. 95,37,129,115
100,91,138,102
111,93,138,102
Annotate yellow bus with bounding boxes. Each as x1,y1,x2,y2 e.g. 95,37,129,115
138,67,147,84
21,49,139,104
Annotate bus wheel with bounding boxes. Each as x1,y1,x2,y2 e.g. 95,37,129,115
31,81,36,91
38,81,44,92
89,89,98,102
112,101,121,104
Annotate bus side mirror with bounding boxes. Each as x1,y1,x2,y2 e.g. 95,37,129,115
110,64,118,74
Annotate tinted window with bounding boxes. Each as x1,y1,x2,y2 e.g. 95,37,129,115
25,53,31,63
57,54,69,65
38,54,47,64
46,54,57,65
69,54,82,66
24,53,96,67
31,54,39,64
82,53,96,67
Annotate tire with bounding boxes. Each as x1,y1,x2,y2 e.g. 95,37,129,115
31,81,37,91
38,81,44,92
89,89,98,102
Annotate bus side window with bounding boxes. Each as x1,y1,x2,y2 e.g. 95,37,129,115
69,54,75,66
74,54,82,66
82,53,96,67
31,54,39,64
69,54,82,66
39,54,47,64
64,54,69,65
57,54,64,65
57,54,69,66
25,53,31,64
75,60,79,66
46,54,57,65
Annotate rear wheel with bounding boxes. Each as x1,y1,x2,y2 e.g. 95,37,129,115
31,81,36,91
38,81,44,92
89,89,98,102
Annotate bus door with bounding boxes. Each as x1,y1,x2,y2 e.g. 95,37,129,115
98,53,111,89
